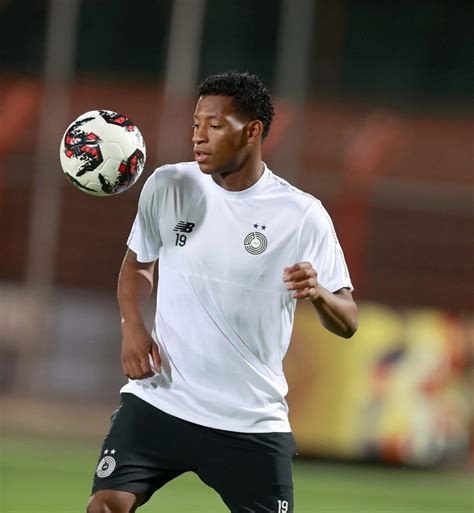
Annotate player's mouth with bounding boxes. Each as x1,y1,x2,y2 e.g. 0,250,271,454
194,150,211,163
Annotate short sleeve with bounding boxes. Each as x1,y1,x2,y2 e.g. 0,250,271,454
297,201,353,292
127,172,162,262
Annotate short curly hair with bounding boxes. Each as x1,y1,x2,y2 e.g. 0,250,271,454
198,71,275,139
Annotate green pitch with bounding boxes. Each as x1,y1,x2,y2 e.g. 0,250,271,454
1,437,472,513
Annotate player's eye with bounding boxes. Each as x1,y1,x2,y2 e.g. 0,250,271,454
210,125,222,129
192,123,199,129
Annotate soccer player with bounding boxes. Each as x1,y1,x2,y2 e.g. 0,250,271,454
87,71,358,513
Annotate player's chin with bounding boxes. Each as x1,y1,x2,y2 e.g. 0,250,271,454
196,161,215,174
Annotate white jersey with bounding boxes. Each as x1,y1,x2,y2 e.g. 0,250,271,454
122,162,352,432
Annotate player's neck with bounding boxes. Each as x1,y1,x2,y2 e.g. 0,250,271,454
212,153,264,192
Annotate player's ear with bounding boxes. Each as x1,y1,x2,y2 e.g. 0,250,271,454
246,120,263,142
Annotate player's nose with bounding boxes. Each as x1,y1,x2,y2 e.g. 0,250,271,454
192,127,207,144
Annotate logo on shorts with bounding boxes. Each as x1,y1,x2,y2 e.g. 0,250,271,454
244,224,267,255
96,449,117,478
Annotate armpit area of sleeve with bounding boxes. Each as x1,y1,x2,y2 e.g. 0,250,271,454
328,281,354,293
320,266,354,293
126,240,159,263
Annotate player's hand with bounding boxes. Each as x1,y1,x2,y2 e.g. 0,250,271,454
121,321,161,379
283,262,321,301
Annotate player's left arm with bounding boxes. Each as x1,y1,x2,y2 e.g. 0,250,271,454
283,262,358,338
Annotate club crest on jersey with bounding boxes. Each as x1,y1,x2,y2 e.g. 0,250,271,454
96,449,117,478
244,224,267,255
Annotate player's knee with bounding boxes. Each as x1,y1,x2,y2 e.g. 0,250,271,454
87,492,135,513
86,498,111,513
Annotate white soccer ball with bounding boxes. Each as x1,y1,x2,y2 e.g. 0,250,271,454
59,109,146,196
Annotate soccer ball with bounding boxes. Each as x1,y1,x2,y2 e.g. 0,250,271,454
59,109,146,196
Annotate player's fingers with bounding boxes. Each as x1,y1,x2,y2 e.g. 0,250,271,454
283,264,303,281
122,361,135,379
124,356,144,380
283,263,301,275
286,278,315,291
284,262,312,273
121,354,132,377
283,264,316,281
150,344,161,372
138,356,153,378
284,268,316,283
292,287,317,300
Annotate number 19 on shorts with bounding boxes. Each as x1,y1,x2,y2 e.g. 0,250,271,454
277,499,289,512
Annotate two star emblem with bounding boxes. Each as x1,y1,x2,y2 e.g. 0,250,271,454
104,449,116,455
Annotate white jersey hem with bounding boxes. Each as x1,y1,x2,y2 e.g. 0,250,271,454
120,384,292,434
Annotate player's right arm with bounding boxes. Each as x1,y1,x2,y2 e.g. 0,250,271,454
118,248,160,379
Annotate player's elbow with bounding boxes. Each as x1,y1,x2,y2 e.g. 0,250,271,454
344,301,359,339
343,320,358,339
343,313,358,339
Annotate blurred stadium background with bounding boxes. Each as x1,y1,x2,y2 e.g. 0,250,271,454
0,1,472,512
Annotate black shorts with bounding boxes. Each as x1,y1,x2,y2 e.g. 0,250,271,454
92,393,297,513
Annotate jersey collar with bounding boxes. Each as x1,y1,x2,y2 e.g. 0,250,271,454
207,162,270,199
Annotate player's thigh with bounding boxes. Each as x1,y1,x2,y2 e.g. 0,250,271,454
91,393,191,501
87,489,145,513
197,430,296,513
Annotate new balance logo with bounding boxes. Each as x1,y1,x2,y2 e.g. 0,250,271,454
173,221,195,233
